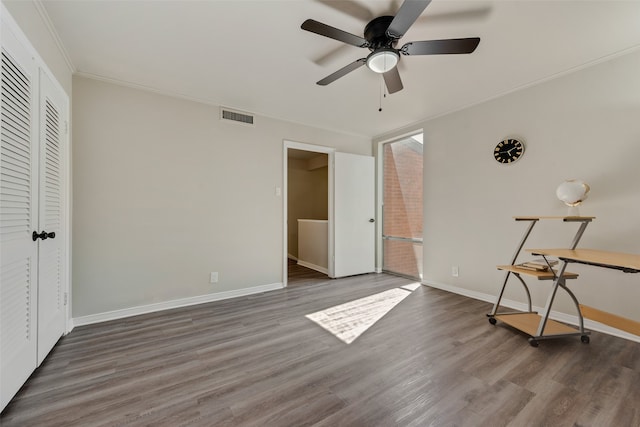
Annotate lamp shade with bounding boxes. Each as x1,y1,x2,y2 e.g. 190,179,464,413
556,179,590,207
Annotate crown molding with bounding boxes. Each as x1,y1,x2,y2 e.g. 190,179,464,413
33,0,76,73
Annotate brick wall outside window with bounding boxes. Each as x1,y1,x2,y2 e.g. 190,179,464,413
383,139,423,278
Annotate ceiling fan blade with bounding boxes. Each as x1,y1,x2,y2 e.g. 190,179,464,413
402,38,480,55
302,19,369,48
314,0,375,22
383,67,403,94
386,0,432,39
317,58,367,86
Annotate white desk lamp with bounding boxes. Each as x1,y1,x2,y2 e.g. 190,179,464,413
556,179,590,216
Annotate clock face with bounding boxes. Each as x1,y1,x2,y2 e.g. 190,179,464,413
494,139,524,164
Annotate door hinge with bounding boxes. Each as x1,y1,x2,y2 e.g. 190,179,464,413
64,292,68,306
65,121,69,135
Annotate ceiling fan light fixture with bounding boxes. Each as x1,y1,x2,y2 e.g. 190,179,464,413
366,49,399,73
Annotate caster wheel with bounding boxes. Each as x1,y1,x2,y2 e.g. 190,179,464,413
489,317,497,325
581,335,590,344
528,338,539,347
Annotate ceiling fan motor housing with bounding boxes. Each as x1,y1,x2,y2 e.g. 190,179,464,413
364,16,397,50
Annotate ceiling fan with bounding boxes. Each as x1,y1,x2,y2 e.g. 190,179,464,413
301,0,480,94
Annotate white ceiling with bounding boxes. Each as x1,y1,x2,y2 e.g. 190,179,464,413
41,0,640,138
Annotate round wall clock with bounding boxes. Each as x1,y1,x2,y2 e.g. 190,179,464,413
494,138,525,164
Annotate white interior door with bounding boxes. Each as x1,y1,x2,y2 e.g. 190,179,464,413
334,152,375,278
36,69,67,364
0,24,39,410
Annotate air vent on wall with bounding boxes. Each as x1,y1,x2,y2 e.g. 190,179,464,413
220,108,255,126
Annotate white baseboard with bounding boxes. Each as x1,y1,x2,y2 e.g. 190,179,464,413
72,282,284,327
287,254,298,261
422,279,640,344
297,260,328,275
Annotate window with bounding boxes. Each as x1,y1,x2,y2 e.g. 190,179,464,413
382,133,423,279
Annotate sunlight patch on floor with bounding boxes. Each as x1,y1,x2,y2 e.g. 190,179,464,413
401,282,421,292
305,284,419,344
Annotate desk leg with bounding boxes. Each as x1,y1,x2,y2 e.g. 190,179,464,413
535,261,569,337
514,273,533,313
489,271,510,317
488,219,537,319
559,282,590,342
569,220,590,249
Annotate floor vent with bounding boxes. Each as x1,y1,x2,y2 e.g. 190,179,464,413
220,108,255,126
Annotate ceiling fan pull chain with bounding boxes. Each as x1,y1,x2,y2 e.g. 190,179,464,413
379,78,384,112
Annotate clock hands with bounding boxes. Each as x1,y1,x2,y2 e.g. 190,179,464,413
494,139,524,164
499,146,518,154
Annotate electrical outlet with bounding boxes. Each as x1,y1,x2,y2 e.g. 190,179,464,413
451,266,459,277
210,272,219,283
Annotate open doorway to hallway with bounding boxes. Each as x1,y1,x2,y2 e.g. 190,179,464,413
286,148,330,284
382,133,424,280
283,141,375,285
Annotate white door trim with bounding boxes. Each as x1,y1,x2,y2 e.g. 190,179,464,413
282,140,335,286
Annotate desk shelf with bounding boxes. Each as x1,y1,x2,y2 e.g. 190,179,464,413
496,265,578,280
495,313,579,337
487,216,594,346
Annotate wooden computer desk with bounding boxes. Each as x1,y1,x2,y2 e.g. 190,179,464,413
487,217,592,346
527,248,640,341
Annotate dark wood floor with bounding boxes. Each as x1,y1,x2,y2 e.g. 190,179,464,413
2,264,639,426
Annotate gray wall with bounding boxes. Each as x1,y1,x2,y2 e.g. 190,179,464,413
377,49,640,323
72,76,370,317
287,157,328,258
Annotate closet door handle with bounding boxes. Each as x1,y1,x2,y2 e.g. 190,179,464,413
32,231,55,241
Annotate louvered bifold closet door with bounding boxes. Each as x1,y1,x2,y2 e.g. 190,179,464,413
0,28,39,410
36,69,67,364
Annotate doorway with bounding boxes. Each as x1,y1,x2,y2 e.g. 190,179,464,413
381,133,424,280
283,142,376,286
287,149,329,276
283,141,335,287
